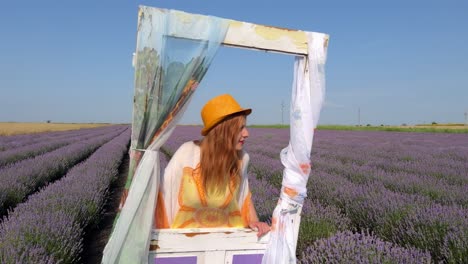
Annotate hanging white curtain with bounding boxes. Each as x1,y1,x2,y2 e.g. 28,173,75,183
102,6,228,264
262,32,328,264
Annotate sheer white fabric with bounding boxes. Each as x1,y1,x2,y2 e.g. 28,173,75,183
101,117,185,264
262,32,328,264
101,6,228,264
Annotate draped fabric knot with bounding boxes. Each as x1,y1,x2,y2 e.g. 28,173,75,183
262,32,328,264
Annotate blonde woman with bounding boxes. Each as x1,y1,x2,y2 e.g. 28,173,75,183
155,94,270,237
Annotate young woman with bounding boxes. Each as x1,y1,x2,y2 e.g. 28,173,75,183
154,94,270,237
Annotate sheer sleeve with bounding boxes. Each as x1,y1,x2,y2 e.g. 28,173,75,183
237,152,252,225
159,142,195,226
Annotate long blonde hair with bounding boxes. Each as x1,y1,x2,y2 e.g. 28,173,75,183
199,114,245,195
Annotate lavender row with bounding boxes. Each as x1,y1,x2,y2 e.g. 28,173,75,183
247,159,430,261
298,231,432,264
0,126,123,168
308,131,468,207
248,172,280,222
0,128,130,263
246,129,468,207
241,130,467,262
314,157,468,207
0,126,128,217
247,129,468,185
313,142,467,186
318,131,467,184
307,170,467,262
0,125,117,151
247,159,357,254
249,171,431,263
251,155,442,263
248,129,467,176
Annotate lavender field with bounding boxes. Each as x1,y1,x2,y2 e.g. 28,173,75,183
0,125,466,263
162,126,468,264
0,125,131,263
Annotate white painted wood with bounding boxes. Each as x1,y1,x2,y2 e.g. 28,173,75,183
205,251,226,263
149,228,269,263
223,20,310,55
150,228,269,253
142,7,329,56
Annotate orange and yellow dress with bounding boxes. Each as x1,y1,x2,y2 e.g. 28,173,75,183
154,141,253,229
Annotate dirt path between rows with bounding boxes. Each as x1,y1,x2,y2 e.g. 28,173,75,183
80,154,129,264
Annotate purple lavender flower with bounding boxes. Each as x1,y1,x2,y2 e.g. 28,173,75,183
0,128,130,263
299,230,432,264
0,126,128,216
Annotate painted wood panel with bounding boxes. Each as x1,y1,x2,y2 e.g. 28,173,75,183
150,228,268,263
223,20,309,55
138,6,329,56
151,228,269,253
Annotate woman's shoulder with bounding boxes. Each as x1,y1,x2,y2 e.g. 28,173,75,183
177,140,199,150
168,141,200,167
173,141,200,157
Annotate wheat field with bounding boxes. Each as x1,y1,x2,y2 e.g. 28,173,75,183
0,122,113,136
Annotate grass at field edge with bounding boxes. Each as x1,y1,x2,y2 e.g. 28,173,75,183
248,124,468,133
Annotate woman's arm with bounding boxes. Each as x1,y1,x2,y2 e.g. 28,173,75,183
248,199,270,237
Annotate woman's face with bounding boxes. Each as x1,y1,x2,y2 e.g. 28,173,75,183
235,118,249,150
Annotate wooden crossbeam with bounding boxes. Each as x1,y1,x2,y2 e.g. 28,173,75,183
139,7,329,56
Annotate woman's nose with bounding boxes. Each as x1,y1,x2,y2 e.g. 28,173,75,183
242,127,249,138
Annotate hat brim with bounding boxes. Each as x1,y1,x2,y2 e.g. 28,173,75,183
201,108,252,136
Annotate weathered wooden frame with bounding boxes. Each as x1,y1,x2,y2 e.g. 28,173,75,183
223,20,328,55
132,7,329,66
145,6,329,264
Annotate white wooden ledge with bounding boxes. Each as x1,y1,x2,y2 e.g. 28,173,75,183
149,228,269,263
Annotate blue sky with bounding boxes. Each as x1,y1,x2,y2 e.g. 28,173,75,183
1,0,467,126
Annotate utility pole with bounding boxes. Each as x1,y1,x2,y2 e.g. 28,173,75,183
465,111,467,126
358,107,361,126
281,100,285,125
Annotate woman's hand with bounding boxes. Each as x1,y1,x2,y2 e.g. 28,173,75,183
249,221,271,237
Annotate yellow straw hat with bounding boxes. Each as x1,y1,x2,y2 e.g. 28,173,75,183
201,94,252,136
